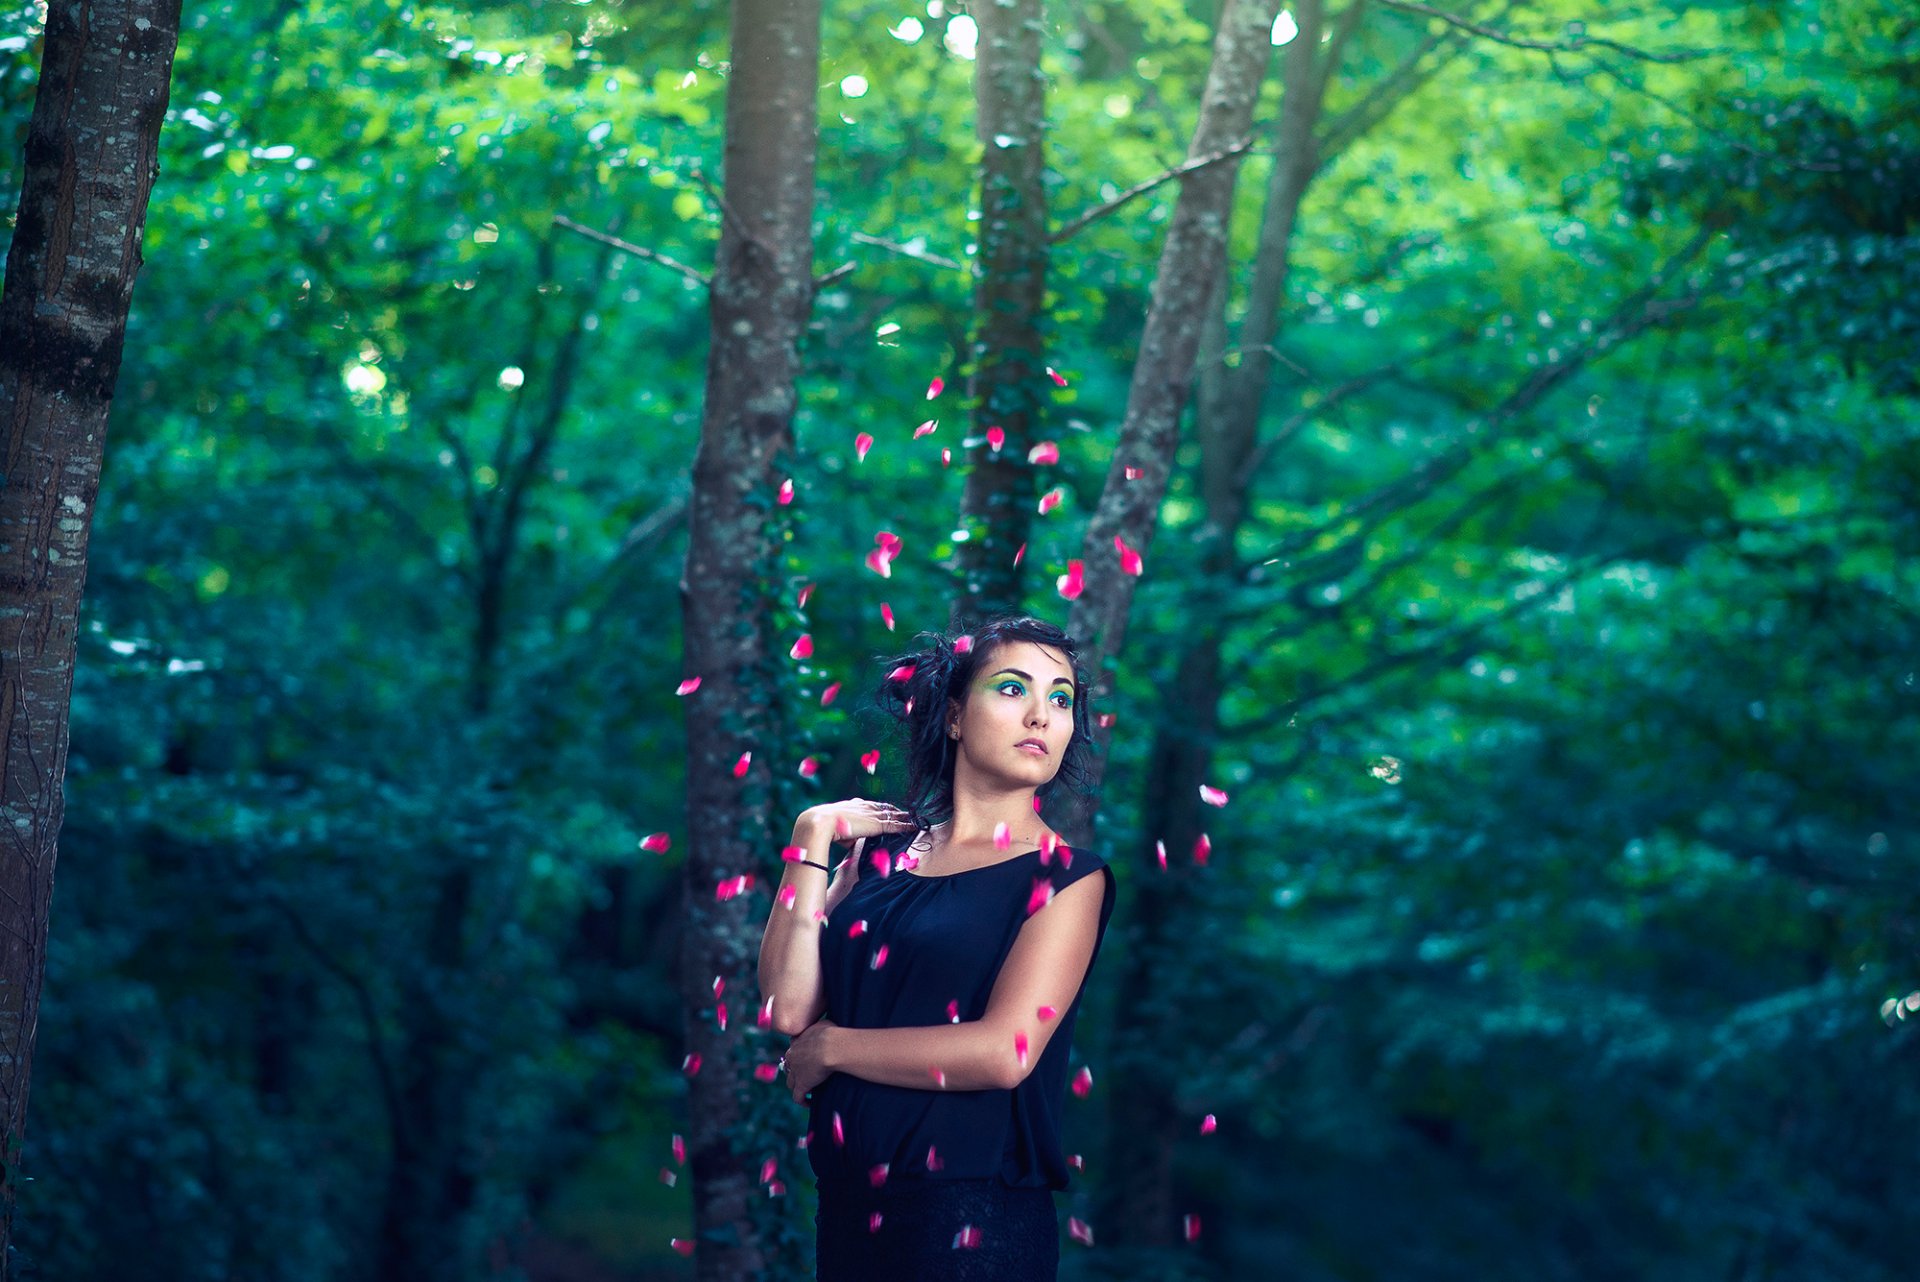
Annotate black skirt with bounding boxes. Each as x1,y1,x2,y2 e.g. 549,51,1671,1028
815,1176,1059,1281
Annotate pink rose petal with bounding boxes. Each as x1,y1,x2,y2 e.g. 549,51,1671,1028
676,676,701,696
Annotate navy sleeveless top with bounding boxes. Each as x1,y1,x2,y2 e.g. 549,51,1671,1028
806,832,1117,1191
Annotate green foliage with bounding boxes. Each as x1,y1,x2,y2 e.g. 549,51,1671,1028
0,0,1914,1278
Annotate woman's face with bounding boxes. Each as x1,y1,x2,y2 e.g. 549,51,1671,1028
947,640,1077,786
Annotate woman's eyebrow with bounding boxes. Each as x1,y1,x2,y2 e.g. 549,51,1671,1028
989,667,1074,687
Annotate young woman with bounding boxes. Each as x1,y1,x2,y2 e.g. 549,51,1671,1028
757,615,1117,1280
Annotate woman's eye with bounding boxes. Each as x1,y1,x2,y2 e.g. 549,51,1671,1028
1052,694,1072,709
998,681,1023,696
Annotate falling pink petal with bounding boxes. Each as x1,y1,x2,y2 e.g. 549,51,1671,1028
861,748,880,774
1125,465,1143,480
994,822,1011,851
1026,878,1054,916
904,696,915,715
759,996,775,1028
733,751,752,778
926,1145,943,1170
941,447,952,467
914,419,938,439
1014,1031,1029,1067
880,602,895,631
1046,366,1068,387
715,1002,727,1030
1028,440,1058,464
798,756,819,778
927,375,945,399
800,1130,812,1150
1193,833,1212,867
1037,1005,1058,1021
848,919,867,938
778,478,794,505
1097,712,1116,729
777,884,797,908
1199,784,1229,807
1071,1066,1093,1098
781,845,808,863
760,1158,778,1184
953,1225,983,1250
855,432,874,462
875,531,902,555
833,1112,845,1146
659,1166,677,1186
954,635,973,653
986,425,1005,452
797,582,814,608
869,1212,884,1233
887,664,916,682
1155,839,1168,871
670,1238,694,1256
895,850,920,871
869,1163,890,1187
767,1180,786,1196
1055,560,1084,600
1200,1113,1217,1134
834,816,854,839
683,1053,701,1076
1033,796,1043,814
1115,535,1144,576
928,1065,947,1088
753,1061,779,1082
715,874,754,900
1068,1217,1094,1246
865,548,894,577
713,976,726,999
790,634,813,660
870,848,892,877
946,999,961,1023
1068,1153,1084,1171
1184,1214,1202,1243
673,1134,686,1164
1037,488,1063,515
870,943,890,969
1059,844,1073,869
676,676,702,696
1039,832,1058,862
641,832,672,853
821,682,842,706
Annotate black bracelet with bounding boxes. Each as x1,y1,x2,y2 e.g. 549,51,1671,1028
791,858,832,873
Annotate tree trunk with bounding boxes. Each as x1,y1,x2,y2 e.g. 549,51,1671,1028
952,0,1049,626
677,0,820,1276
1098,1,1335,1246
0,1,182,1268
1057,0,1282,844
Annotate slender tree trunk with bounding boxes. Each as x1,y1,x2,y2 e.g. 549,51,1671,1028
1057,0,1282,844
953,0,1050,625
1098,1,1335,1245
677,1,820,1276
0,1,182,1267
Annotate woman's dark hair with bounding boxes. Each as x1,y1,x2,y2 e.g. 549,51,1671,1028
868,614,1097,833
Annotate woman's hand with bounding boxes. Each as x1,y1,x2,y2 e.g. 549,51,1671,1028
796,799,914,848
783,1018,839,1104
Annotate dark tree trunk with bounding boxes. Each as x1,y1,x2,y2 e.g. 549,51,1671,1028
677,0,820,1276
1057,0,1282,843
0,0,182,1267
952,0,1049,626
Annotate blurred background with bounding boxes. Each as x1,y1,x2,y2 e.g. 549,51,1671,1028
1,0,1915,1278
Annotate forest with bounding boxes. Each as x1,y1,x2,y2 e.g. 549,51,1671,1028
0,0,1915,1279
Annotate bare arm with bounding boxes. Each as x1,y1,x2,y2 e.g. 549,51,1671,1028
756,825,857,1036
786,869,1107,1095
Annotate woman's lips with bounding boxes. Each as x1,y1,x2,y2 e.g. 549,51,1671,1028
1017,741,1048,755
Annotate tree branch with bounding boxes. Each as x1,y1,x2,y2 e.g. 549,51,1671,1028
1375,0,1712,63
1050,139,1260,244
848,230,966,272
552,213,710,287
